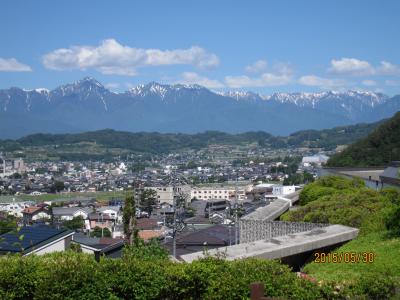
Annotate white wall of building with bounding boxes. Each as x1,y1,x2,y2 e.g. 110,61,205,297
28,235,72,256
272,185,295,196
191,187,246,201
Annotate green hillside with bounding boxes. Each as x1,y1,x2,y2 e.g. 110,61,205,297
327,111,400,167
0,120,382,160
281,176,400,295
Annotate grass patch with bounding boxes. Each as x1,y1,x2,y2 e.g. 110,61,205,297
0,191,127,203
303,232,400,283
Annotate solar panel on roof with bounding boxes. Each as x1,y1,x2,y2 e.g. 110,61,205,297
0,225,68,253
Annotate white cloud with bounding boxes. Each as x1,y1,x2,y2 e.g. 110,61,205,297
42,39,219,76
245,60,267,73
179,72,224,89
298,75,347,89
362,79,377,86
0,58,32,72
329,58,400,77
378,61,400,75
271,62,294,76
225,73,292,88
329,58,374,76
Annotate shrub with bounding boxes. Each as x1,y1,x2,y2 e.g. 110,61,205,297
385,205,400,237
299,176,365,206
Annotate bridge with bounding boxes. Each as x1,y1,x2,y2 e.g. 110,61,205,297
181,192,359,265
241,190,301,223
180,224,358,263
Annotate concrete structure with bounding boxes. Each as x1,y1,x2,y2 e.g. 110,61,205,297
380,161,400,187
145,185,191,205
239,220,328,243
241,199,291,223
180,224,359,262
302,154,329,166
272,185,295,196
191,187,246,201
0,153,12,178
13,158,26,174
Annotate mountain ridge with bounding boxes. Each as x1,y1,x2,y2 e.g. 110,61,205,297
0,77,399,139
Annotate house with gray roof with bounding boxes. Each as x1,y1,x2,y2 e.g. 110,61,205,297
52,207,92,221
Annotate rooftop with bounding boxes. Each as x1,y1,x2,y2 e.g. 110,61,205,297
0,225,74,254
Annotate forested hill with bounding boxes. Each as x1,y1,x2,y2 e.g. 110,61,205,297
327,111,400,167
0,119,383,155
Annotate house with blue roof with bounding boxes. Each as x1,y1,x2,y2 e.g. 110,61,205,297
0,225,74,256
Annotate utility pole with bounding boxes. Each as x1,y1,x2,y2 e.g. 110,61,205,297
101,213,104,238
172,193,177,258
234,174,239,245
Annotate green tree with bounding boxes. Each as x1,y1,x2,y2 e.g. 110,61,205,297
140,189,158,215
123,192,139,246
50,181,65,193
90,226,111,238
63,216,84,231
0,215,17,234
385,205,400,237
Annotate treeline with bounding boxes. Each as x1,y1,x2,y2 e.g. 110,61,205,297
0,246,396,299
0,120,381,155
327,111,400,167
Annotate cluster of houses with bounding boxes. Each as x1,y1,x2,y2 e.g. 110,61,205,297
0,200,124,238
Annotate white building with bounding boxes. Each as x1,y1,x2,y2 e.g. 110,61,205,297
13,158,26,173
52,207,92,221
272,185,296,196
191,187,246,201
97,206,122,222
0,201,30,217
145,185,191,205
302,154,329,166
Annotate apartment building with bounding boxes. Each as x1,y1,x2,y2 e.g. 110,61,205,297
191,187,246,201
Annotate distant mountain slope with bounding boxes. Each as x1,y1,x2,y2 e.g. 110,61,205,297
0,77,399,138
327,112,400,167
286,119,385,150
0,120,382,157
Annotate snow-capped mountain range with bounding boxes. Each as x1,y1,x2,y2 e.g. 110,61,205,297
0,77,399,139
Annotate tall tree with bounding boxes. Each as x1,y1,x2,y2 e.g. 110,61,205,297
123,192,138,246
140,189,157,215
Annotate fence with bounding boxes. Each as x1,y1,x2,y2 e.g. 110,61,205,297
239,219,328,243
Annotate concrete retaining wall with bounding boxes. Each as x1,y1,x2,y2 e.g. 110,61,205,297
239,219,328,243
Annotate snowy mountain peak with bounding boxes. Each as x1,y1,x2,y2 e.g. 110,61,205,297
127,82,169,98
34,88,50,94
220,90,262,101
77,76,104,87
127,81,206,99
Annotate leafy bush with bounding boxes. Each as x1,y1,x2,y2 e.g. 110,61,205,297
1,250,399,299
0,252,324,300
282,176,397,235
299,176,364,205
385,205,400,237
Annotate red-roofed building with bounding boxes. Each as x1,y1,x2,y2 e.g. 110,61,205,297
22,206,50,224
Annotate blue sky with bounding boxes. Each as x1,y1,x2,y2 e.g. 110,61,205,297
1,0,400,95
